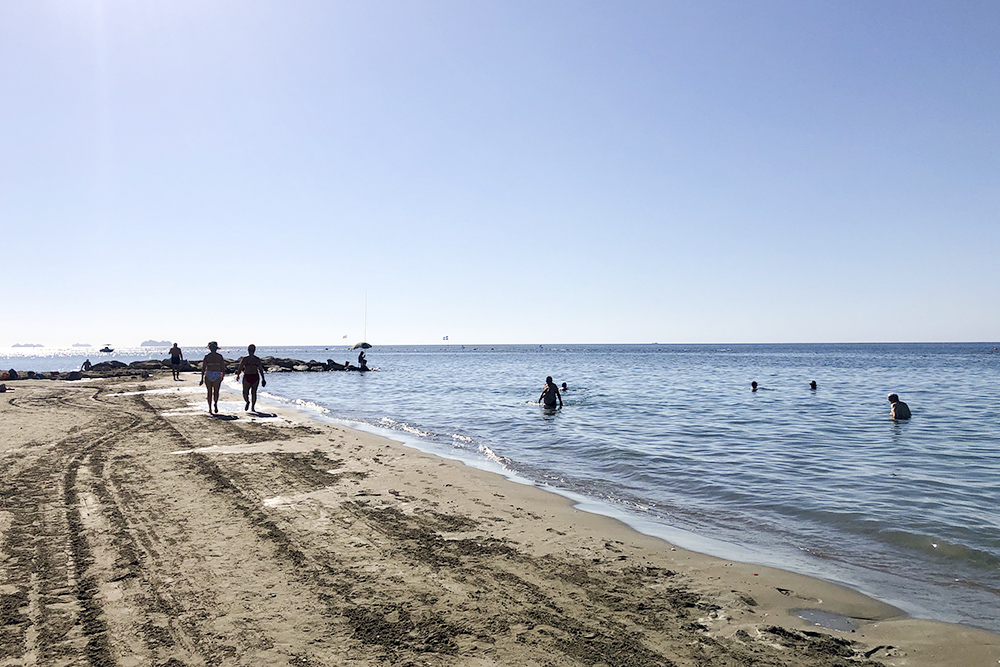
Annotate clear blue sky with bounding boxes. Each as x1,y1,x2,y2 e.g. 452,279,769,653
3,1,998,347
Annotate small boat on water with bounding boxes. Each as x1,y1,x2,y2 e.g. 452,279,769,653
99,346,114,353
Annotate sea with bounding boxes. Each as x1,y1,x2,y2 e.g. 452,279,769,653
3,342,999,633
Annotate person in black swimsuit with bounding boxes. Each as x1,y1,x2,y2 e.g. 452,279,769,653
169,343,184,381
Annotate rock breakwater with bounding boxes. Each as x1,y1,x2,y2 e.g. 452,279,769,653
3,357,366,382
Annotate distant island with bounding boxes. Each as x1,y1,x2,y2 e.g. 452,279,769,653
72,343,92,347
141,340,172,347
12,343,44,348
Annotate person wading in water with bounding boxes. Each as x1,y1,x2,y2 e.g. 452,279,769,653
538,376,563,408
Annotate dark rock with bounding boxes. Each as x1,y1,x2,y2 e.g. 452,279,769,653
163,358,196,371
129,360,168,370
261,356,299,370
91,361,128,371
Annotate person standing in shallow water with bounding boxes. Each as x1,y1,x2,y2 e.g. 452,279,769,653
199,342,226,414
169,343,184,381
236,344,267,412
888,393,912,420
538,376,563,408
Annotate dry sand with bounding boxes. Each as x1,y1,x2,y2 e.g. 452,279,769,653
1,375,997,666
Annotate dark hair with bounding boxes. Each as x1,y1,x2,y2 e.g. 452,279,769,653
546,376,553,383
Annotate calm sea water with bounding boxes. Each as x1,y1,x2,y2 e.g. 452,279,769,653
4,343,999,632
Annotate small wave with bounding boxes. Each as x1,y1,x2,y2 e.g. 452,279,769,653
479,444,512,468
291,398,331,415
375,417,433,438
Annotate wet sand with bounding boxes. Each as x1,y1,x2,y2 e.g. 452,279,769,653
1,375,997,666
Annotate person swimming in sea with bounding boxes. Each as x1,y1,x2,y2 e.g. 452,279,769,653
538,376,563,408
169,343,184,381
199,341,226,414
888,393,911,420
236,344,267,412
751,381,758,392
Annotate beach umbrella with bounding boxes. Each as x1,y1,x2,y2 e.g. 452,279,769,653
351,342,372,350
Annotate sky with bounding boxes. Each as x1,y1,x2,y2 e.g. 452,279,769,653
2,0,998,347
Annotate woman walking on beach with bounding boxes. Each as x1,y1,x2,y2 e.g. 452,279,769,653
236,344,267,412
199,341,226,414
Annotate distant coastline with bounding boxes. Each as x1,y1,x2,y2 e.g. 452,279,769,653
141,340,171,347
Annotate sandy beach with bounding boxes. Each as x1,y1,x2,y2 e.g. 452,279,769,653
1,375,997,666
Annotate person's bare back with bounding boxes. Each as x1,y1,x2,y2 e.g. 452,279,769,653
888,393,911,420
538,376,563,408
